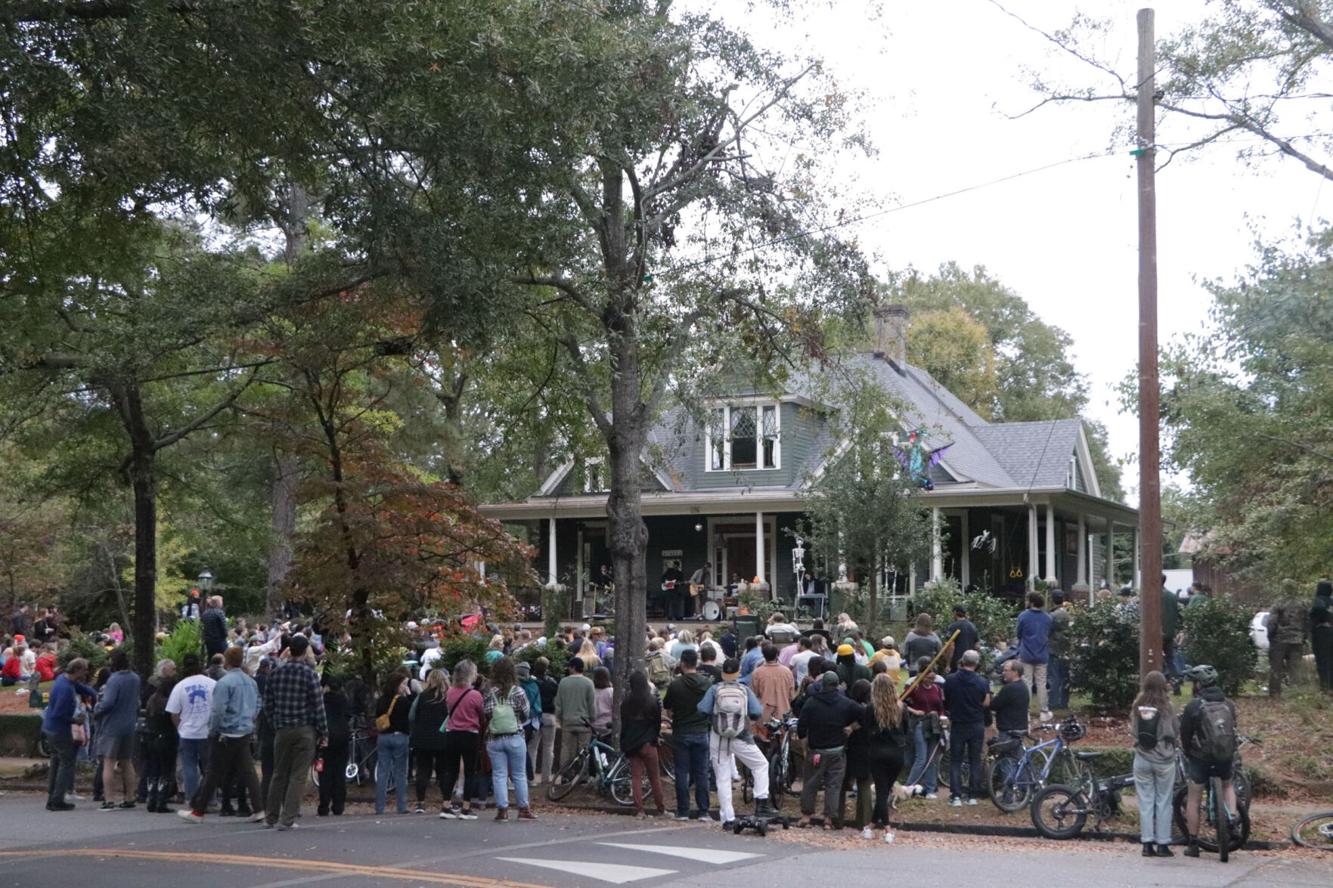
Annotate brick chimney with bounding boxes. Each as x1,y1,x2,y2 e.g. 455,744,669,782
873,304,909,366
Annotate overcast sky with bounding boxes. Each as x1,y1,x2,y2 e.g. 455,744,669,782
737,0,1323,505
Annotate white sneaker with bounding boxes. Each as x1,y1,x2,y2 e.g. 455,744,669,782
884,829,895,844
64,792,84,802
861,826,874,840
924,793,939,800
966,798,978,806
1040,711,1053,723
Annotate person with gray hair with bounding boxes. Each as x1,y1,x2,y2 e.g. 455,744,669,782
942,650,989,807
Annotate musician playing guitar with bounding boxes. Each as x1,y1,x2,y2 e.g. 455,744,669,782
686,562,711,620
661,563,684,620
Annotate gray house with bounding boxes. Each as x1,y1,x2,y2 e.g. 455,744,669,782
482,307,1139,619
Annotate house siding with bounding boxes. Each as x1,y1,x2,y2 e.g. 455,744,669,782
692,402,827,490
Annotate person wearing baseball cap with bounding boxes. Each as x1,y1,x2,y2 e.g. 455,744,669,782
795,669,864,829
836,643,871,689
870,636,902,684
696,657,773,829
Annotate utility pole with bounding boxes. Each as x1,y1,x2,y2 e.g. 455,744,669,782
1136,7,1163,677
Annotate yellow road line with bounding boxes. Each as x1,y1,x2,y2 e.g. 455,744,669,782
0,849,550,888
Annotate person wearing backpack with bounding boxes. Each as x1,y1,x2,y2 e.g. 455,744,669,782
1131,670,1179,858
696,657,774,830
1179,664,1238,858
645,638,675,691
483,657,535,821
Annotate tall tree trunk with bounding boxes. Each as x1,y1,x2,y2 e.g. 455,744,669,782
265,451,298,617
129,449,158,680
606,332,649,739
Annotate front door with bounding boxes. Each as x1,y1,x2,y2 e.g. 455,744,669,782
726,536,757,585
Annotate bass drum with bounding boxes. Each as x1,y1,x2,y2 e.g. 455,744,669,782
702,599,721,621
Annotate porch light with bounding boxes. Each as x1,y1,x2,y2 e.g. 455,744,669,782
694,522,703,532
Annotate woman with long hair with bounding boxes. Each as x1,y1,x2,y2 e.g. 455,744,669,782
409,668,451,813
1131,670,1179,857
373,669,414,815
863,673,910,842
903,614,941,674
576,639,601,672
591,667,614,741
903,657,945,798
438,659,483,820
483,657,534,821
619,670,665,817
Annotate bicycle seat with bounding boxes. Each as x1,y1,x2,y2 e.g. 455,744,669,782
1075,750,1103,761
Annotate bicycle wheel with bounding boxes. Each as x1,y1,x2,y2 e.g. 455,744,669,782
1030,784,1088,840
1212,777,1230,863
1291,811,1333,850
546,750,587,801
987,757,1029,813
608,759,640,807
768,752,786,810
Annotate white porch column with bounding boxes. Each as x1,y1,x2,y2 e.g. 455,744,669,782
1027,505,1039,590
960,510,971,589
1076,514,1087,586
547,516,558,586
930,508,943,582
755,511,766,583
1044,503,1056,585
1133,528,1142,589
1104,523,1115,590
909,562,917,596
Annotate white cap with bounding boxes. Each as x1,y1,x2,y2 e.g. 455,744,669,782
580,623,592,633
406,621,419,630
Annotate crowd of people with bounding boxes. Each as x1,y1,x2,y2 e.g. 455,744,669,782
18,578,1331,857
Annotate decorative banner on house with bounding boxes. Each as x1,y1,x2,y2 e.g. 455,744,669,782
893,428,952,491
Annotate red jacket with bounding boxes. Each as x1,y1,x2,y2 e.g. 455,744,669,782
35,655,56,682
1,657,23,680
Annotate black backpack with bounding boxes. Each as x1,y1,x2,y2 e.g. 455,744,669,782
1195,698,1237,764
1135,705,1161,751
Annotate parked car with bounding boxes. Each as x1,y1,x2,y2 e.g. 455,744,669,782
1249,610,1271,652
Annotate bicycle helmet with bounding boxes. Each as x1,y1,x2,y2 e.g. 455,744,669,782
1058,718,1086,742
1184,664,1219,687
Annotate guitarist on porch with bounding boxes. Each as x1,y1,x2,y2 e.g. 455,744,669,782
686,562,711,621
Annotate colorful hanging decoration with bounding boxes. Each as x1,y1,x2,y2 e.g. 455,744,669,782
893,428,952,490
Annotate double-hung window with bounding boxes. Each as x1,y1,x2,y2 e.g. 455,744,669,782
707,403,780,471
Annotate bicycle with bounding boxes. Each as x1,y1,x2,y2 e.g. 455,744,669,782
546,735,669,807
1171,734,1257,859
742,716,798,809
1291,811,1333,851
310,725,381,789
986,716,1094,813
1030,755,1134,839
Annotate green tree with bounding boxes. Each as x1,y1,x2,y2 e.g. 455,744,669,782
907,307,999,419
799,380,932,638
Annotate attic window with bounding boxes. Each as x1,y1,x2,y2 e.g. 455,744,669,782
706,403,780,471
583,458,605,493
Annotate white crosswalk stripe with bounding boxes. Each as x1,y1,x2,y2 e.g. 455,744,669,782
597,843,762,865
496,857,677,884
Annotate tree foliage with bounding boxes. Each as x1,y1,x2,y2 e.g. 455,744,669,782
1181,593,1256,696
1068,597,1141,711
1158,227,1333,586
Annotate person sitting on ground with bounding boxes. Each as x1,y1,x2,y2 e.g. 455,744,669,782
796,669,864,829
0,644,30,685
698,657,775,830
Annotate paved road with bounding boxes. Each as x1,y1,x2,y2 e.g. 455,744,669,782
0,798,1328,888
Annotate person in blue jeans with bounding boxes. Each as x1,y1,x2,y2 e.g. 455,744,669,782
663,649,712,819
904,657,945,798
484,657,535,820
943,649,990,806
1047,591,1072,711
373,671,414,815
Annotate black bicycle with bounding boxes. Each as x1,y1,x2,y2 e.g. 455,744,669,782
1291,811,1333,851
1171,735,1257,860
1030,756,1133,840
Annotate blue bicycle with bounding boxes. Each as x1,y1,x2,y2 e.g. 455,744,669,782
986,716,1095,813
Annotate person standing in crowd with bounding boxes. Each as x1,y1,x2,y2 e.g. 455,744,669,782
438,659,483,820
663,649,713,821
835,643,871,688
862,673,911,842
943,650,990,807
166,653,216,805
789,637,818,685
201,596,228,659
1156,579,1180,692
739,636,765,683
620,670,666,818
697,644,723,683
944,605,979,673
1131,670,1179,857
532,658,559,784
142,676,178,813
374,670,414,816
750,643,796,723
263,635,327,830
698,657,773,831
591,666,614,742
1179,664,1238,859
554,656,596,774
178,646,264,824
318,673,351,817
485,657,535,821
42,657,96,811
93,649,140,810
409,668,450,814
903,614,941,675
841,679,875,832
1267,580,1309,696
1313,580,1333,692
903,657,945,800
1048,591,1073,709
1015,592,1054,722
795,669,863,829
516,661,541,782
988,658,1031,738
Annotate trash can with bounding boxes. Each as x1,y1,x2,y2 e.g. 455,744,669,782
733,614,761,642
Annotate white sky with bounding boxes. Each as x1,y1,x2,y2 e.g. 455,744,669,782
737,0,1325,505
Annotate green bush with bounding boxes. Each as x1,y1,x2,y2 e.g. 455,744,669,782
1182,593,1255,696
911,578,1017,652
513,640,570,677
1069,598,1140,712
439,635,492,677
57,629,109,674
154,619,202,669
